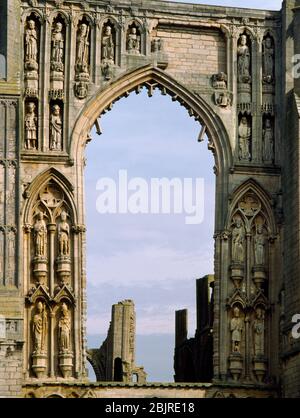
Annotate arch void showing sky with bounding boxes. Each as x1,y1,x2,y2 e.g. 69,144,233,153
85,0,282,382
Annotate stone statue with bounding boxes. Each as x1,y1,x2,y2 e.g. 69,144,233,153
127,27,140,54
263,37,274,84
102,25,114,63
25,20,38,70
25,102,37,150
51,22,64,73
230,306,243,353
237,34,251,84
232,216,245,263
34,211,47,257
50,104,62,150
254,223,265,266
253,307,265,356
58,302,71,353
58,211,70,256
76,23,89,74
152,38,162,53
263,118,274,163
238,116,251,161
32,300,47,354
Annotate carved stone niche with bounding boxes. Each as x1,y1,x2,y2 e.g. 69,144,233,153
50,15,66,94
230,214,245,288
252,215,267,290
57,301,73,378
56,210,71,287
32,210,48,286
237,33,252,104
126,22,141,55
229,304,244,381
252,305,267,382
74,19,90,99
24,15,40,98
101,21,116,81
31,299,48,378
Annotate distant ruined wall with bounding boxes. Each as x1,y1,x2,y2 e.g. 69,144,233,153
87,300,146,384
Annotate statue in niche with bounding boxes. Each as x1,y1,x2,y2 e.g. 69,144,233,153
232,216,245,263
102,25,114,63
58,302,71,353
253,307,265,356
127,27,140,54
254,223,266,266
152,38,163,53
34,211,47,257
263,36,274,84
76,23,89,74
51,22,64,73
238,116,251,161
58,211,70,256
237,34,251,84
32,300,47,354
50,104,62,150
230,306,243,353
25,20,38,70
25,102,37,150
263,118,274,163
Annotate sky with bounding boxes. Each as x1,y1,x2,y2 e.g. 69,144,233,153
85,0,282,382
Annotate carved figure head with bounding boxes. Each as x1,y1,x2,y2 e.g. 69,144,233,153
28,20,36,30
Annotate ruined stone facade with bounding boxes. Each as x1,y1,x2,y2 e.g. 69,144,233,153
87,300,146,384
0,0,300,398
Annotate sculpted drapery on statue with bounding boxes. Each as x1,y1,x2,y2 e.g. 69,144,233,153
102,25,115,63
58,302,71,353
51,22,64,73
58,211,70,256
254,223,266,266
50,104,62,150
253,307,265,357
232,216,245,263
127,27,140,54
263,36,274,84
34,211,47,257
32,301,47,354
25,102,37,150
263,118,274,163
230,306,243,353
237,34,251,84
76,23,89,74
25,19,38,70
238,116,251,161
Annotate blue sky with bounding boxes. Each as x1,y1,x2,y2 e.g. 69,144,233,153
85,0,283,382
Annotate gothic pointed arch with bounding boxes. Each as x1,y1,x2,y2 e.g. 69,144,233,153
23,167,77,225
70,64,233,176
227,178,277,234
